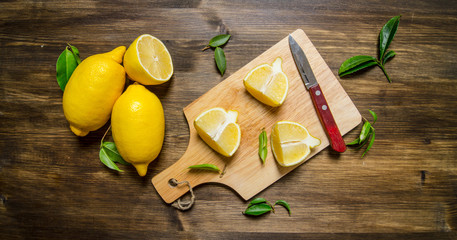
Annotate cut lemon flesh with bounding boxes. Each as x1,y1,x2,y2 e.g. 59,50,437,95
243,57,288,107
194,108,241,157
271,121,320,167
124,34,173,85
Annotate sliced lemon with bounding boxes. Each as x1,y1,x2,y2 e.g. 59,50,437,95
194,107,241,157
123,34,173,85
243,57,288,107
271,121,320,167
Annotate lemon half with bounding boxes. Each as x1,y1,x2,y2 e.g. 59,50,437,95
123,34,173,85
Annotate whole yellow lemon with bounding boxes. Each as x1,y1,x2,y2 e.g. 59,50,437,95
111,83,165,176
63,46,126,136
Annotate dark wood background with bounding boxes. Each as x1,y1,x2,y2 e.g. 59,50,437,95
1,0,457,239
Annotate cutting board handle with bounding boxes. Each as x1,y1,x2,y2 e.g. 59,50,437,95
151,131,228,204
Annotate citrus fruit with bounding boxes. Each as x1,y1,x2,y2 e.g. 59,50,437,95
243,57,288,107
194,107,241,157
270,121,320,167
123,34,173,85
111,83,165,176
63,46,126,137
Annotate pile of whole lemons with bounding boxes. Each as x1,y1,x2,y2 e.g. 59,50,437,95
62,34,173,176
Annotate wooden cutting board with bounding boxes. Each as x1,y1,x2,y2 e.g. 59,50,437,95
151,29,361,204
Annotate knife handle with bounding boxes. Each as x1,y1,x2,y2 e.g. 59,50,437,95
309,84,346,153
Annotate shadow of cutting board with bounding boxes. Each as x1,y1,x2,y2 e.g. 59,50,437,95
152,29,361,204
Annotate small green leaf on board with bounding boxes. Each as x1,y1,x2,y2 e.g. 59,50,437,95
188,163,221,173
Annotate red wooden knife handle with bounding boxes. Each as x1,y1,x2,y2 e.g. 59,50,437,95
309,84,346,153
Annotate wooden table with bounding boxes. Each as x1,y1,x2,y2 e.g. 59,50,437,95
1,1,456,239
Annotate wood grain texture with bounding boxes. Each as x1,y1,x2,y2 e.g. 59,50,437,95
152,29,361,203
1,0,457,239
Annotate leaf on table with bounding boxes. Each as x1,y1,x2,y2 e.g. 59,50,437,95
274,200,291,216
99,147,123,172
69,44,81,64
248,198,268,207
56,44,81,91
338,55,378,77
209,34,231,48
102,142,130,165
382,50,396,65
379,15,401,62
214,47,226,76
243,203,273,216
368,109,378,124
359,121,372,143
362,130,375,158
346,137,361,146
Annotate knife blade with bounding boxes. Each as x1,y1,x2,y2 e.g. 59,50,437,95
288,35,346,153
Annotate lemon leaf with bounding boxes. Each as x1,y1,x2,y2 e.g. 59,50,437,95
362,130,375,158
56,44,80,91
214,47,226,76
242,203,273,216
102,142,130,165
359,121,372,143
274,200,291,216
99,147,123,172
188,163,221,173
68,44,81,64
368,109,377,124
346,137,360,146
248,198,268,207
209,34,231,48
259,129,267,163
379,15,401,63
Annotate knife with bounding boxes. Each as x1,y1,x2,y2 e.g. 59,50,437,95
288,35,346,153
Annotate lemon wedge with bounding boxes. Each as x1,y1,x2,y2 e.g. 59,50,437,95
194,107,241,157
243,57,288,107
271,121,320,167
123,34,173,85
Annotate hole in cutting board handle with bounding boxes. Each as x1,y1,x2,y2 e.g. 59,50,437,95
168,178,178,188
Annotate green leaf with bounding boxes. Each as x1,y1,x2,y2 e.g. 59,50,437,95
359,121,372,143
362,130,375,158
69,44,82,64
102,142,130,165
347,137,361,146
259,128,267,163
274,200,291,216
243,203,272,216
188,163,221,173
99,147,123,172
338,55,378,77
368,109,378,124
56,45,79,91
214,47,226,76
356,132,372,150
209,34,231,48
379,15,401,62
382,50,396,65
247,197,275,212
248,198,268,207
